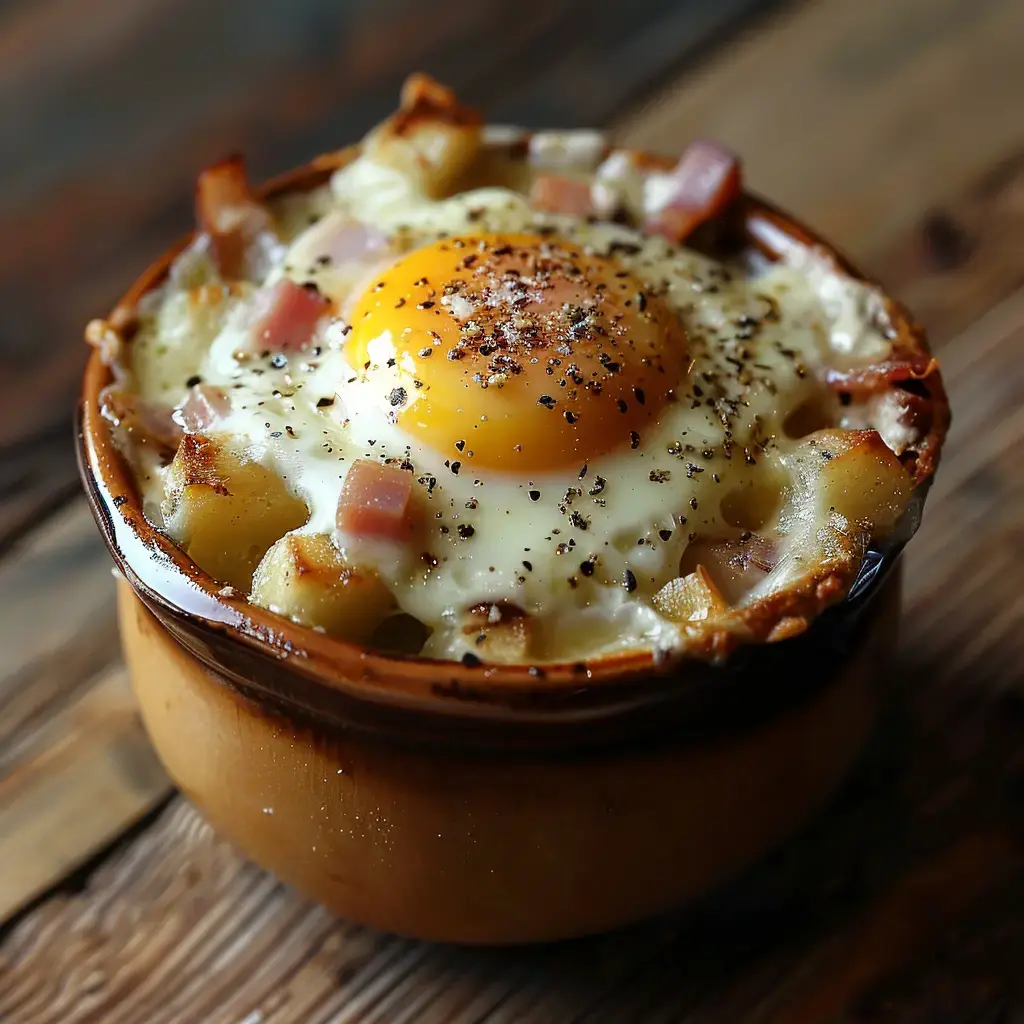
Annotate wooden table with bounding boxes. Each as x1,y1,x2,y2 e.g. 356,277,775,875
2,0,1023,1019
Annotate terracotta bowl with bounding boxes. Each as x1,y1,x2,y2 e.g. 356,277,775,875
78,143,947,944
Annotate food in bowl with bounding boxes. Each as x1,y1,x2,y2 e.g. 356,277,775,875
79,75,948,943
89,75,942,666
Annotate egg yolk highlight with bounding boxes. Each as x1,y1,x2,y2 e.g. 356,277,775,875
345,233,689,471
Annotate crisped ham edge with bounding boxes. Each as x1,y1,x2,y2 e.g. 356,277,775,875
645,140,742,244
195,155,275,279
336,459,415,541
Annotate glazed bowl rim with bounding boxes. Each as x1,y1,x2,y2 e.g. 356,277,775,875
78,136,947,738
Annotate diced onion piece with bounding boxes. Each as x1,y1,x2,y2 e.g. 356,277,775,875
175,384,231,434
529,173,595,216
461,601,532,663
251,533,396,642
195,156,275,279
653,565,729,623
646,140,741,243
251,279,329,352
337,459,415,541
682,534,777,606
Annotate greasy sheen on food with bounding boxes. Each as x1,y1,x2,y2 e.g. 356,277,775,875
90,74,945,666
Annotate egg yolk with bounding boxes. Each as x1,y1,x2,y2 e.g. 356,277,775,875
345,233,689,471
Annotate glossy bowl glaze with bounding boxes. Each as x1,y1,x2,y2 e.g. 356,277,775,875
78,143,948,944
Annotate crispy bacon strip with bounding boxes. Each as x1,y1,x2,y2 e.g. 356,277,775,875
251,279,330,352
337,459,415,541
529,174,595,216
195,155,274,279
175,384,231,433
646,140,741,243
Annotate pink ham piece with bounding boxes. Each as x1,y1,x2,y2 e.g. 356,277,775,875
529,174,595,216
196,155,275,279
289,211,389,271
251,279,330,352
337,459,415,541
175,384,231,433
646,140,741,243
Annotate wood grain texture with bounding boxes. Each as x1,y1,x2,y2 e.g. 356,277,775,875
0,503,171,922
2,0,1024,1018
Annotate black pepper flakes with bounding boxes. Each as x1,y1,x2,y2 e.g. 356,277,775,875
630,431,641,449
461,652,482,667
623,569,638,593
185,374,202,388
388,387,408,407
457,524,475,540
316,396,335,408
529,489,541,502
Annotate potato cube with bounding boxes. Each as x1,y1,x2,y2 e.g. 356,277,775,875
162,434,308,592
251,533,397,642
808,429,913,540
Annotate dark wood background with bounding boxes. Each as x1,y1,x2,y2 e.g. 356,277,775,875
2,0,1024,1020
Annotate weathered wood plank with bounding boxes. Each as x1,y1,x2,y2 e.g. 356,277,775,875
0,503,170,922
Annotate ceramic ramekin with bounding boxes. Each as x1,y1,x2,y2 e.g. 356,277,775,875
78,143,948,944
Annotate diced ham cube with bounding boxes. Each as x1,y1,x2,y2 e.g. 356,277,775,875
196,156,275,279
646,140,741,243
175,384,231,433
251,279,330,352
288,211,389,271
337,459,415,540
529,174,595,217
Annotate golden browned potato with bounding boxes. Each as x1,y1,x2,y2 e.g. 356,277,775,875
162,434,308,592
810,429,913,540
250,533,397,642
364,73,483,198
